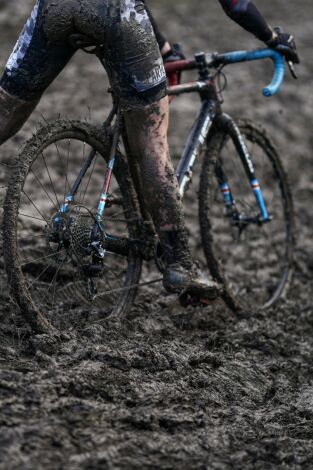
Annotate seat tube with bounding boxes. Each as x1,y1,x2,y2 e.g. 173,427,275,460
96,157,115,222
96,113,121,224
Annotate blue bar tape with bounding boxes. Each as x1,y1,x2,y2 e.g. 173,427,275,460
219,49,285,97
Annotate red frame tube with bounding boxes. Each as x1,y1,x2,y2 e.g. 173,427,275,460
164,59,197,75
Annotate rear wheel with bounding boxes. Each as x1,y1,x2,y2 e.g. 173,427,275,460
199,119,294,312
3,120,142,332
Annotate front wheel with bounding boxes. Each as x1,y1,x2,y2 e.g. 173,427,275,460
199,119,295,313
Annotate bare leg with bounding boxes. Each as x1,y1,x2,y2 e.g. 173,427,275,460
0,87,39,145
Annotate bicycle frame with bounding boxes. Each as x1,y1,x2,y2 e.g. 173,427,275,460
166,50,274,224
59,48,284,244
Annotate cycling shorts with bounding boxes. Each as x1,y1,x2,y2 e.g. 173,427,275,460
0,0,167,108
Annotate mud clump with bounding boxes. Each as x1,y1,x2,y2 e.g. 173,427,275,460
0,0,313,468
1,303,313,469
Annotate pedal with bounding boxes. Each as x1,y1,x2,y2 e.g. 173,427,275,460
179,292,211,308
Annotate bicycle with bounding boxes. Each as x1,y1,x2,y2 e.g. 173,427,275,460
3,45,295,333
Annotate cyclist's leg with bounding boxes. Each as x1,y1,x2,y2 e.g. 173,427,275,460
0,0,76,145
92,0,221,296
0,89,39,145
89,0,183,232
124,98,184,232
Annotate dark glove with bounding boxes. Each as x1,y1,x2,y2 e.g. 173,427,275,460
266,27,300,64
162,43,186,63
163,44,186,87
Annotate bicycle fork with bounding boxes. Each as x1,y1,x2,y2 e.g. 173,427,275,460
215,113,270,225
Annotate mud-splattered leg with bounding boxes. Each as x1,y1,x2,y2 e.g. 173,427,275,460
0,88,39,145
123,95,189,264
124,97,222,297
124,96,184,232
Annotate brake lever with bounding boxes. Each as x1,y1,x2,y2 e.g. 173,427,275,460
288,61,298,79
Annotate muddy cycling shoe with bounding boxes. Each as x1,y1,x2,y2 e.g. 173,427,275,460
159,229,222,300
163,263,222,300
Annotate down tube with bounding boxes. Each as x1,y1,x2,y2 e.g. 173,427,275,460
176,100,216,196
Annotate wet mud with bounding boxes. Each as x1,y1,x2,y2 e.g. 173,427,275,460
0,0,313,468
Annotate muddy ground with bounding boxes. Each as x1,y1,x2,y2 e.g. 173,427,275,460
0,0,313,468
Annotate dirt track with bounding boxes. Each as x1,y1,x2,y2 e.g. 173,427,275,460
0,0,313,468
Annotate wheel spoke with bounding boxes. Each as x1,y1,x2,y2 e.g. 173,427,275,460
40,256,67,308
21,249,66,267
54,141,71,200
29,168,59,212
40,152,61,209
19,233,46,242
6,123,141,329
26,261,57,291
64,139,71,198
18,213,48,224
80,150,98,206
22,191,49,223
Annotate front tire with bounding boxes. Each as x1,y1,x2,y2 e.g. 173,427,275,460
199,119,295,313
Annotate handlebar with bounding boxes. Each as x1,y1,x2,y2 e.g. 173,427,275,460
214,48,285,97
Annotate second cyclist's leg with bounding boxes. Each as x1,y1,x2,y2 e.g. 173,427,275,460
106,1,221,298
0,90,40,145
0,0,75,146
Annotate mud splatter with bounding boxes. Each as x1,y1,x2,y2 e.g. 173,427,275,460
0,88,39,144
0,0,312,468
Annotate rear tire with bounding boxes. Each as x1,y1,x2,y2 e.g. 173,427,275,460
3,120,142,332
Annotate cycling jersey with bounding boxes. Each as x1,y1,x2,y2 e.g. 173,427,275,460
144,0,273,49
219,0,272,41
0,0,273,106
0,0,166,107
